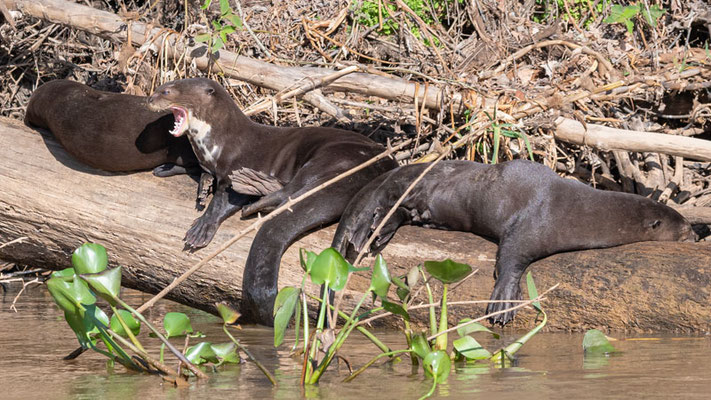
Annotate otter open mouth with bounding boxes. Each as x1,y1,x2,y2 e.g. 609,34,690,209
169,106,188,137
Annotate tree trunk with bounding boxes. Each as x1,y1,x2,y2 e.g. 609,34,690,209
2,118,711,332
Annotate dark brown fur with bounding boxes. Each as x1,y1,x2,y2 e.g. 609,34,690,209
332,160,696,325
147,77,397,325
25,80,198,176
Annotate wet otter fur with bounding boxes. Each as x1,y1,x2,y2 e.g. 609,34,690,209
332,160,696,325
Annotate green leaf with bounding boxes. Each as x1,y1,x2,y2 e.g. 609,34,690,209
211,37,224,52
72,243,108,275
47,275,95,314
423,350,451,383
51,268,76,278
453,336,492,361
604,4,640,24
227,14,242,28
641,4,665,27
526,271,542,312
195,33,212,43
164,312,193,338
200,0,212,10
80,267,122,306
211,342,240,364
299,248,318,273
273,287,299,347
216,302,241,325
47,277,78,313
411,332,431,360
185,341,218,365
309,248,350,291
212,20,222,31
455,318,499,339
110,309,140,337
604,4,640,34
219,0,230,16
382,300,409,322
424,259,472,284
219,30,228,45
369,254,391,298
583,329,617,354
221,25,236,35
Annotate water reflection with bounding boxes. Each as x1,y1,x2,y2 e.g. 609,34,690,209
2,284,711,399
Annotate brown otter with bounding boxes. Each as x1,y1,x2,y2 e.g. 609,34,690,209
25,80,199,177
331,160,696,325
147,77,397,325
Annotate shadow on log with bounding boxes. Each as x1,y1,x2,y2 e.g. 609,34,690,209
1,117,710,332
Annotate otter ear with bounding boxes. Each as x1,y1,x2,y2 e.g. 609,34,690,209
205,87,215,96
649,220,661,229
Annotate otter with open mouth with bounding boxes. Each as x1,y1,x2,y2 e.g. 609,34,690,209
147,77,397,325
331,160,697,326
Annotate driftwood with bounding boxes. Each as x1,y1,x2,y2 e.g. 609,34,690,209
1,117,711,332
554,117,711,162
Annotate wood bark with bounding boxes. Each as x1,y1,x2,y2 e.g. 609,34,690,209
555,117,711,161
1,118,711,332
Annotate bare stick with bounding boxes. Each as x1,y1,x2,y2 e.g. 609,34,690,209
426,284,559,341
0,236,28,249
244,65,359,116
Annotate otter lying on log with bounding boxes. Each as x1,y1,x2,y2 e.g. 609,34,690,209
147,78,397,324
25,79,199,177
332,160,696,325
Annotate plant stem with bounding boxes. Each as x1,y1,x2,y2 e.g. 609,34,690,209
110,305,145,352
104,328,179,377
308,290,370,384
114,297,209,379
306,293,391,354
422,268,437,337
419,377,438,400
343,349,413,383
434,284,448,351
222,324,277,386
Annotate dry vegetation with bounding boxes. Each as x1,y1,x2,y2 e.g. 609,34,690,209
1,0,710,234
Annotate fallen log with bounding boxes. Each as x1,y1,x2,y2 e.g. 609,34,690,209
1,117,710,332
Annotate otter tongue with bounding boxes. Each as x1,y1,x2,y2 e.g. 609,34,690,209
169,107,187,137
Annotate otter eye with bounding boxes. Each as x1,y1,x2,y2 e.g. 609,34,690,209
161,88,171,95
206,87,215,96
650,220,661,229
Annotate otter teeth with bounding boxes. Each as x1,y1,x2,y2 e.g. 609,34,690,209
170,115,184,136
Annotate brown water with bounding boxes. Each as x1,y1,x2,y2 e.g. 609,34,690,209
2,284,710,400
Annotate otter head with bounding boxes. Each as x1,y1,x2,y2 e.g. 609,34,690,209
147,78,231,137
638,200,697,243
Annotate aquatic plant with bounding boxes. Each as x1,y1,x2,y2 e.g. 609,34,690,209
274,248,549,398
47,243,273,384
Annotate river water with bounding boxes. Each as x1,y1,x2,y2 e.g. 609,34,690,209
1,284,710,399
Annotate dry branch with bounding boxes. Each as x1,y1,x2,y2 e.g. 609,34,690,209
554,117,711,162
2,0,471,112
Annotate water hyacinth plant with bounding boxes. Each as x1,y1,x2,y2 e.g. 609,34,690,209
47,243,273,384
273,248,549,398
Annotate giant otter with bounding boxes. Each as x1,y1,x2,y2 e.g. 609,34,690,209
25,79,199,177
147,77,397,325
331,160,696,325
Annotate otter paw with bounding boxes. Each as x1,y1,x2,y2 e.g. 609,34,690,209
153,163,186,177
485,283,522,326
183,217,217,249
